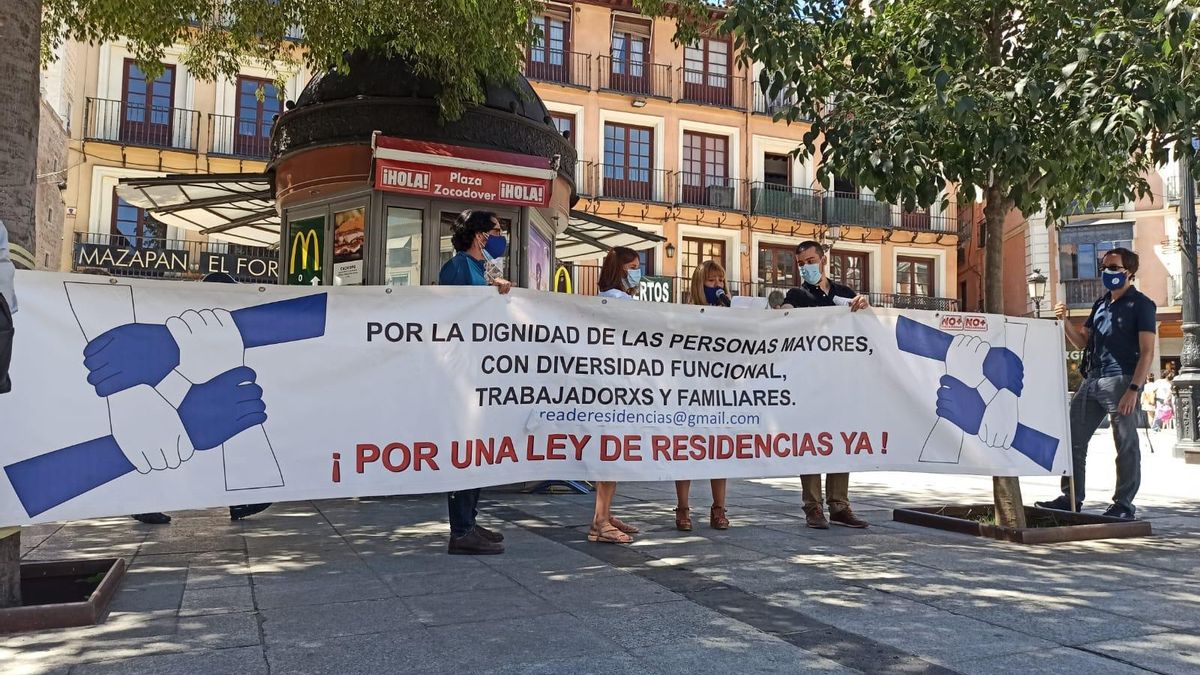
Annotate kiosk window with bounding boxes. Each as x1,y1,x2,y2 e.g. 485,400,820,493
385,207,422,286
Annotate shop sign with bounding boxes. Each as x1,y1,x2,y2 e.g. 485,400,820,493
373,137,555,208
637,276,675,303
74,242,190,273
198,251,278,280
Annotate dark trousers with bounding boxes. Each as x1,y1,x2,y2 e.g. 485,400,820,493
0,295,12,395
447,488,481,538
1060,375,1141,510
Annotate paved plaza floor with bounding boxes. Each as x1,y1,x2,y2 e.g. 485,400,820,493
4,429,1199,674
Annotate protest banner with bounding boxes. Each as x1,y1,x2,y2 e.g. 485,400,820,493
0,272,1070,525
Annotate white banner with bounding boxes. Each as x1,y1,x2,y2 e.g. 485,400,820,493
0,272,1071,525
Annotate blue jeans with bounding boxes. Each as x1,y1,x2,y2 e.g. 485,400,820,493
1060,375,1142,510
447,489,481,538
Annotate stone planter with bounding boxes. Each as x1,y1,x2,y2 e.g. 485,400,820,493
892,505,1152,544
0,558,127,633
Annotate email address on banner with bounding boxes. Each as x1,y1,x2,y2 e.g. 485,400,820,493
535,409,762,428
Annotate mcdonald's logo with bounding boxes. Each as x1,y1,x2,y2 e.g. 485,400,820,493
553,265,572,294
290,230,321,275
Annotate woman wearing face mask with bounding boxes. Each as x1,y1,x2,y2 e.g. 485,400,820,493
675,259,730,531
437,210,511,555
588,246,642,543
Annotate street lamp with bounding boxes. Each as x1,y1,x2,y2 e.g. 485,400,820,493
1026,269,1047,318
1175,145,1200,463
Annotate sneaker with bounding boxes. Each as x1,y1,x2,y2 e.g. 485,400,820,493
229,503,272,521
474,524,505,543
804,505,830,529
1102,504,1136,520
829,507,869,529
131,512,171,525
1034,496,1081,512
448,527,505,555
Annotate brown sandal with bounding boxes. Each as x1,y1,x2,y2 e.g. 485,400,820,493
609,516,639,534
710,505,730,530
675,507,692,531
588,522,632,544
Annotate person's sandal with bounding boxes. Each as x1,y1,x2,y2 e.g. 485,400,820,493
675,507,692,531
588,522,633,544
710,505,730,530
609,516,639,534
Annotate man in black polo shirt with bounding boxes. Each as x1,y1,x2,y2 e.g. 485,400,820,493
784,241,870,529
1036,247,1156,520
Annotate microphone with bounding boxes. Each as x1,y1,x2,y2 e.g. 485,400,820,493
714,287,732,307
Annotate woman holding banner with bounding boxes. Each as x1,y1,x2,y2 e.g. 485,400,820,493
438,210,512,555
675,260,731,531
589,247,642,543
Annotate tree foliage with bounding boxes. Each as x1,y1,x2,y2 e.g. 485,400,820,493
41,0,542,117
642,0,1200,220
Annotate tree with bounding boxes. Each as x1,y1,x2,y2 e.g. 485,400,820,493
1,0,541,608
644,0,1200,526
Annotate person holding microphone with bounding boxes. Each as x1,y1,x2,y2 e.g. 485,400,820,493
674,260,731,531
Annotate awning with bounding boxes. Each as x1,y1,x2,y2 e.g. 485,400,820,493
117,173,277,247
117,174,666,260
556,210,666,262
1065,218,1135,228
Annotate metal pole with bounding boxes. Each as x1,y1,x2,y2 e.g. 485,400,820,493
1174,149,1200,462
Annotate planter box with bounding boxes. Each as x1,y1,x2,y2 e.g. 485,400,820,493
0,558,127,633
892,505,1152,544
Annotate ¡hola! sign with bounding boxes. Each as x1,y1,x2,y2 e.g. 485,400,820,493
373,137,555,208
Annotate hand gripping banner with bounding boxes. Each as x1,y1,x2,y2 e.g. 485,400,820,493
0,272,1071,525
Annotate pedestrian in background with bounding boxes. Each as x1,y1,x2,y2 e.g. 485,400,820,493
0,220,16,395
675,259,730,532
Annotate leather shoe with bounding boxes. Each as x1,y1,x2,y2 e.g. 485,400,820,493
229,503,272,521
131,512,171,525
804,505,829,529
448,527,505,555
474,524,504,543
829,507,869,528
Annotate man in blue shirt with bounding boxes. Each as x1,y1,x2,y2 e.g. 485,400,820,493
1037,247,1156,520
438,210,511,554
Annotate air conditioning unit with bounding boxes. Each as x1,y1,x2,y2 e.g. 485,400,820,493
706,185,736,209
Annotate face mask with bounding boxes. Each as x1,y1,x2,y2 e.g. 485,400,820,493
1102,270,1127,291
800,263,823,285
625,269,643,287
704,286,721,305
484,234,507,259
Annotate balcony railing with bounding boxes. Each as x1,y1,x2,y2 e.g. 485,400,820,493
679,70,746,109
575,160,594,198
1064,277,1106,308
84,97,201,151
677,174,742,210
71,231,279,283
749,182,822,222
825,191,892,229
598,57,672,99
868,293,959,311
524,50,591,88
1168,274,1187,306
209,113,272,159
752,87,796,116
596,164,672,203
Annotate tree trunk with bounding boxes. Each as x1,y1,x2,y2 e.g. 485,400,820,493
0,528,19,608
983,186,1027,529
0,0,41,264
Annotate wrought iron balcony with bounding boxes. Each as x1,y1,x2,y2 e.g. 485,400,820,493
84,97,201,151
598,57,671,99
208,113,272,159
524,50,592,88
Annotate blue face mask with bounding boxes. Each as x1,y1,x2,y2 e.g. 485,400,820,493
484,234,507,259
800,263,823,286
625,269,643,288
1102,270,1127,291
704,286,721,305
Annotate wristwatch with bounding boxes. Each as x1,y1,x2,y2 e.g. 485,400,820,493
1129,383,1142,393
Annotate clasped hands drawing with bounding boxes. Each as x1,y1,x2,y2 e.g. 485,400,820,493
84,309,266,474
935,335,1025,449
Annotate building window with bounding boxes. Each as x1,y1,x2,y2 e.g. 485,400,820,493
683,38,731,105
830,250,869,294
549,112,575,142
682,131,729,207
637,248,656,276
603,123,654,201
897,256,935,297
757,243,794,292
611,31,649,91
235,76,281,158
763,153,791,187
111,188,166,247
121,60,175,147
529,13,570,82
1060,240,1133,280
681,236,727,282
